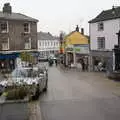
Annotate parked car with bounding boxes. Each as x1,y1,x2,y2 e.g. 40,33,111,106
38,55,48,62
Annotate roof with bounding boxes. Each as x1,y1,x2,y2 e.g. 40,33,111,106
37,32,59,40
65,31,88,45
89,6,120,23
0,12,38,22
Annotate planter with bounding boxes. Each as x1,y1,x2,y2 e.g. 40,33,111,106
0,97,29,120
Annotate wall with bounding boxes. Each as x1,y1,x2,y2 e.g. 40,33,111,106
0,20,37,52
90,19,120,50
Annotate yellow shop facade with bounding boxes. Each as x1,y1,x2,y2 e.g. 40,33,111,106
64,25,89,66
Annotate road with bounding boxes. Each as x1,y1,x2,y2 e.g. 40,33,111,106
39,65,120,120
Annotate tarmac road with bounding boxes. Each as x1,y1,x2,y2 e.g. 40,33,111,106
39,66,120,120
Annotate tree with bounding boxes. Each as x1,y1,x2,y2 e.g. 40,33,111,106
20,52,34,63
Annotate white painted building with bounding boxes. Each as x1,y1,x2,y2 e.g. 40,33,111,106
89,6,120,71
90,19,119,51
37,32,60,56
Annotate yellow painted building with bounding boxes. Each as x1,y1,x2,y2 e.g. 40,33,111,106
65,30,88,47
64,26,89,67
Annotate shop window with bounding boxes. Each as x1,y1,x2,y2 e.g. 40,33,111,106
2,38,9,50
1,21,8,33
24,23,30,33
25,38,31,49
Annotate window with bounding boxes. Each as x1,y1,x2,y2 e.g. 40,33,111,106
54,42,56,46
98,22,104,31
45,41,47,46
39,42,41,46
25,38,31,49
1,21,8,33
97,37,105,49
51,42,53,46
56,42,59,46
48,42,49,46
2,38,9,50
24,23,30,33
43,42,44,46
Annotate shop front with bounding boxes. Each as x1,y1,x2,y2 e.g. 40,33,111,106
65,44,89,66
0,53,19,73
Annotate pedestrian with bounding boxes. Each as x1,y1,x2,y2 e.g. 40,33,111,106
81,59,85,71
84,58,88,71
55,59,58,66
76,61,82,72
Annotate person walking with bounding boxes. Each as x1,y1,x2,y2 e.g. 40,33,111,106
81,58,85,71
55,59,58,66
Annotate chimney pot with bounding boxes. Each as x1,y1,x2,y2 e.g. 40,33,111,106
3,3,12,14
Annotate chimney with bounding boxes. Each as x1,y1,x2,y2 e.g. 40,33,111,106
3,3,12,14
76,25,79,32
81,28,84,35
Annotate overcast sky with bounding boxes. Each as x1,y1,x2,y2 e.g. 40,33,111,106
0,0,119,35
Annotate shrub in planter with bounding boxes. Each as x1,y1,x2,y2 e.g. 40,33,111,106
6,86,28,100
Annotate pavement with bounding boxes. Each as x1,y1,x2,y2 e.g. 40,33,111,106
29,101,42,120
39,65,120,120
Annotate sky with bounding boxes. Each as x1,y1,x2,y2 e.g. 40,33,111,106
0,0,119,36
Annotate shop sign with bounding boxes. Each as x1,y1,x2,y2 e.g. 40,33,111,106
75,46,89,54
66,47,74,52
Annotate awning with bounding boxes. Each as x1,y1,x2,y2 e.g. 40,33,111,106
0,53,20,60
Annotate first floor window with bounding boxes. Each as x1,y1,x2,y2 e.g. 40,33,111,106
0,21,8,33
25,38,31,49
24,23,30,33
2,38,9,50
97,37,105,49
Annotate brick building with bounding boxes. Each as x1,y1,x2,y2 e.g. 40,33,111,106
0,3,38,72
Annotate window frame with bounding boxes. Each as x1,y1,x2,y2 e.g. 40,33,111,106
0,21,9,33
2,38,9,50
23,23,30,33
97,37,105,49
98,22,104,31
24,38,31,49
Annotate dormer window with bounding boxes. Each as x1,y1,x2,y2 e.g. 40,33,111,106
24,23,30,33
0,21,8,33
98,22,104,31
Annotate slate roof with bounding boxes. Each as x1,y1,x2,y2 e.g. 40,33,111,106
37,32,59,40
0,11,38,22
89,6,120,23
